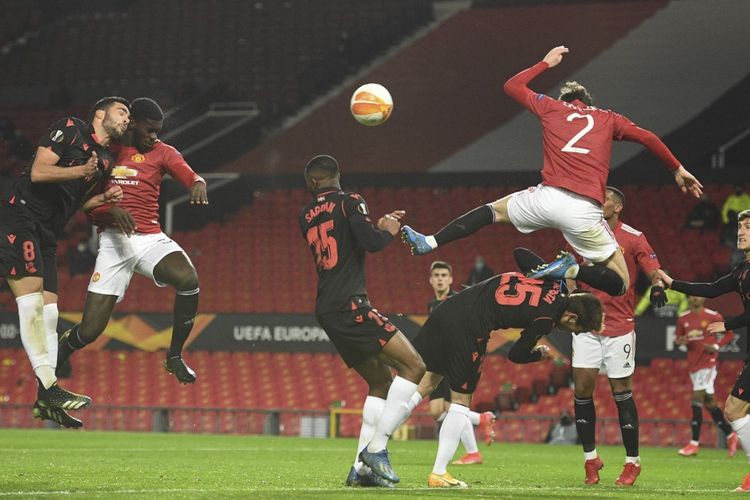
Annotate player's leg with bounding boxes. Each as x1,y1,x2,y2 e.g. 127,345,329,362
604,332,640,486
428,389,469,488
429,397,449,423
152,251,200,383
527,190,627,296
726,362,750,491
725,392,750,491
38,234,60,380
428,326,485,487
7,231,91,427
609,375,641,486
400,191,515,255
60,229,133,370
573,367,602,484
680,388,705,456
364,331,425,457
42,292,59,379
588,249,629,295
414,373,488,460
58,292,118,368
133,233,198,383
8,276,52,387
34,289,86,428
705,391,737,457
346,357,394,488
571,330,604,484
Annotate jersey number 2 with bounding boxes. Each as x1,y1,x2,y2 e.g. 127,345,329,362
306,220,338,269
561,113,594,154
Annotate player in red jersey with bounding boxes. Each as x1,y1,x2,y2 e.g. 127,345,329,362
56,98,208,384
516,187,665,486
402,45,702,297
675,295,737,458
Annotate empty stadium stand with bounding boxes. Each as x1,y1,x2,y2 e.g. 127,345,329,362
0,348,736,446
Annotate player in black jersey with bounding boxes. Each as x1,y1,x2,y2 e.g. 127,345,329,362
299,155,425,488
659,209,750,492
424,261,495,465
408,273,602,488
0,96,129,428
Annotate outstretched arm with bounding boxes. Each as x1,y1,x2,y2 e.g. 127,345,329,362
503,46,568,109
620,125,703,198
660,269,736,298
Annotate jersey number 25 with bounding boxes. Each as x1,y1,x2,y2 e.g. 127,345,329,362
306,220,338,269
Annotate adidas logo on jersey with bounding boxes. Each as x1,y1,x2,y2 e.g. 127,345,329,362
623,362,631,368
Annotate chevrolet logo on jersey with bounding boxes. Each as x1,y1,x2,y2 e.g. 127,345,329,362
111,166,138,179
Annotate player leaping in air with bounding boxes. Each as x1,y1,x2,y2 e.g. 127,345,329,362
57,98,208,385
402,45,702,296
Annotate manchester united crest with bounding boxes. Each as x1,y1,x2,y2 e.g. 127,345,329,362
132,153,145,163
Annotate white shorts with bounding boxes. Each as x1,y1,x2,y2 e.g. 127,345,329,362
690,366,718,394
572,331,636,379
506,184,618,263
88,229,187,302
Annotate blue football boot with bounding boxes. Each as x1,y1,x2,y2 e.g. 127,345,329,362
401,226,433,256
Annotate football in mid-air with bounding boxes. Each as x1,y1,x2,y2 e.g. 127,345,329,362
350,83,393,126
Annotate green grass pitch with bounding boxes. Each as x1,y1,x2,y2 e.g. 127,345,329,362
0,429,746,498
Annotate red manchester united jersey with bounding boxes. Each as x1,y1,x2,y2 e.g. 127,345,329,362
504,61,680,205
579,221,661,337
676,308,734,372
91,141,203,234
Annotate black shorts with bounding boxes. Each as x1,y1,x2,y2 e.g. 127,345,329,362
429,378,451,401
412,301,487,395
316,296,399,368
0,203,58,293
731,361,750,402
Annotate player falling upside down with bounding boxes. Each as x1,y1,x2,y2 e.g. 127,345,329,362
407,272,602,488
299,155,425,488
0,97,129,428
659,210,750,491
425,260,495,465
57,98,208,384
402,45,702,296
675,295,737,458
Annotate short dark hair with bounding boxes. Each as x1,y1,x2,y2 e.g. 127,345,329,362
130,97,164,122
606,186,625,208
738,210,750,223
305,155,339,180
566,293,603,332
559,81,593,106
88,96,129,123
430,261,452,275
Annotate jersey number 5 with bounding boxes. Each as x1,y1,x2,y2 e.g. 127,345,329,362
306,220,338,269
495,274,543,307
561,113,594,154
